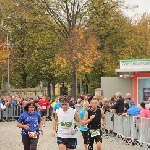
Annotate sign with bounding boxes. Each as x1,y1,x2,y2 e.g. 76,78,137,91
120,59,150,69
143,88,150,101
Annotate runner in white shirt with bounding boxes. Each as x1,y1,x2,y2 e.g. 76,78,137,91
52,97,80,150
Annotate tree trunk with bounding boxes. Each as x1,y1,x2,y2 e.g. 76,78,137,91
47,81,50,97
85,83,88,94
22,72,27,88
71,70,76,99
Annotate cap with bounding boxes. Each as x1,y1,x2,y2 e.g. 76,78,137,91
129,100,134,105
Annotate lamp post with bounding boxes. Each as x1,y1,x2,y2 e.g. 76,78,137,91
6,34,13,90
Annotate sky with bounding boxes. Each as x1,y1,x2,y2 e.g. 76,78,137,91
124,0,150,18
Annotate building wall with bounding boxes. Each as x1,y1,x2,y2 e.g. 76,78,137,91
101,77,132,99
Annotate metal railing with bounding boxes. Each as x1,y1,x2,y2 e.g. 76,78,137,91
0,105,52,121
105,112,150,148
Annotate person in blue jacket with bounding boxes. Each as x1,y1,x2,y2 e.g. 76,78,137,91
127,100,140,116
79,101,89,150
17,102,43,150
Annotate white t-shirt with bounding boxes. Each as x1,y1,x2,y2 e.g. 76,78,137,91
0,103,6,109
56,108,77,138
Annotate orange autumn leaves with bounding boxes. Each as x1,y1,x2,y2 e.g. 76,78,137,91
0,42,8,67
55,29,100,73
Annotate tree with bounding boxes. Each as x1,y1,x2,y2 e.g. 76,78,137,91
0,0,60,88
32,0,92,97
55,28,100,98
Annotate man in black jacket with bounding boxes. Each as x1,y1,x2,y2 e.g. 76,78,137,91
111,92,124,115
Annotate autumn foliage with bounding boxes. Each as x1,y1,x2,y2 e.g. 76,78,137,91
0,39,8,67
55,28,100,73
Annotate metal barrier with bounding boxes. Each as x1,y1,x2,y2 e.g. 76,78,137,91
0,105,53,121
0,105,22,121
105,112,150,148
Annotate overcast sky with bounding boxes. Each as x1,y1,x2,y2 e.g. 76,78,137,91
124,0,150,18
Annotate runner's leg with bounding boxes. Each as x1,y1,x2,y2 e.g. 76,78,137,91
95,133,102,150
30,136,39,150
58,144,67,150
22,136,30,150
81,131,88,150
87,131,94,150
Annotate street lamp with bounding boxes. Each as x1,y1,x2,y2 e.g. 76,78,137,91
6,34,13,90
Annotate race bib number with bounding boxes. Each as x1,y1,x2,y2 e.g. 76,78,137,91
28,132,37,138
61,122,72,128
42,106,46,109
90,129,100,137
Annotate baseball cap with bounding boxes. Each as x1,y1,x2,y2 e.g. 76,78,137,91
129,100,134,105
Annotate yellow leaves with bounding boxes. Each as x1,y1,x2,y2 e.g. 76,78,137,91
0,43,8,66
55,28,100,74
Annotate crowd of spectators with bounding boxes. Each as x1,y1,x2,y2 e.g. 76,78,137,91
1,93,150,122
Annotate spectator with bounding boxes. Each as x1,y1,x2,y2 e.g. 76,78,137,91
123,99,130,113
74,98,83,113
101,98,110,113
138,102,150,118
0,99,7,122
126,93,131,98
148,97,150,110
69,97,77,109
111,92,124,115
109,95,116,104
123,100,140,116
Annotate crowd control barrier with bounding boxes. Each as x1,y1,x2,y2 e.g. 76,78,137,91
105,112,150,148
0,105,52,121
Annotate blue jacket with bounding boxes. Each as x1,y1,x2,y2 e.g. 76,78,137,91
127,106,140,116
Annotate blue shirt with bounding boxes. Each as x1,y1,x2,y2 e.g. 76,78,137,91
127,106,140,116
18,111,41,136
53,103,61,111
79,109,87,131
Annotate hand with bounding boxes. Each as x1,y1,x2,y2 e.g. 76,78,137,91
70,129,75,135
40,129,43,135
23,125,30,130
102,123,106,130
122,113,127,116
51,130,56,137
90,115,95,121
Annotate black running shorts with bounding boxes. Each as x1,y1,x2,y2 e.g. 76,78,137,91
57,137,77,149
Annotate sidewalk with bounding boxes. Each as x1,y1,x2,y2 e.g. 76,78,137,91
0,121,144,150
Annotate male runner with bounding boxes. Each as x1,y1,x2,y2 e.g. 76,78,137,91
38,96,49,127
52,97,80,150
82,98,106,150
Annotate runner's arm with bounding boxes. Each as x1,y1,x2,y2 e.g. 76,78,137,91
81,111,91,125
101,109,106,126
53,113,58,131
74,111,80,128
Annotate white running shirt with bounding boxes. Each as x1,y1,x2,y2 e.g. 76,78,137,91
56,108,77,138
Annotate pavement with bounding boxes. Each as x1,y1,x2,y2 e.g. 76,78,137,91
0,121,145,150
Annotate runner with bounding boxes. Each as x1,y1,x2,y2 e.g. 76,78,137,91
38,96,49,127
82,98,106,150
52,97,80,150
79,101,89,150
17,102,43,150
53,97,61,119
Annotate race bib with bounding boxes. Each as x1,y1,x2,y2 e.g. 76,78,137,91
90,129,100,137
42,106,46,109
28,132,37,138
61,122,72,128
